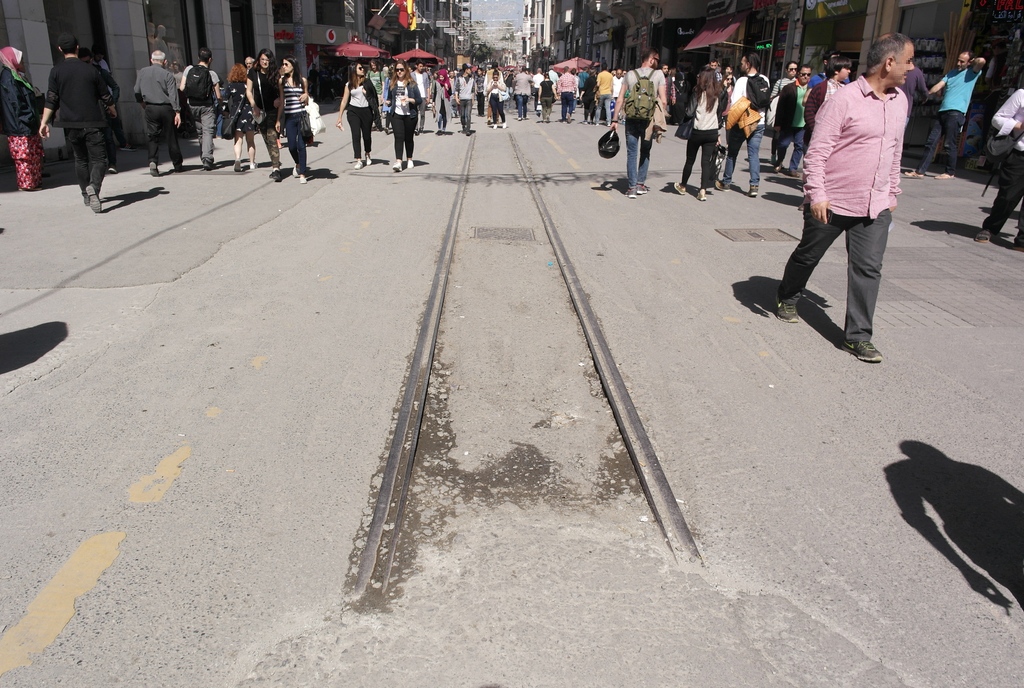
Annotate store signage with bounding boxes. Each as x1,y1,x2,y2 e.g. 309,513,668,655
707,0,737,19
275,30,295,41
991,0,1024,18
754,0,778,7
803,0,868,22
326,29,337,43
755,40,773,50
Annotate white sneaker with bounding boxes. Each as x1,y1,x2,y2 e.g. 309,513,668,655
292,165,300,178
502,122,507,129
364,156,371,166
492,124,497,129
354,160,365,170
393,161,402,172
249,162,257,170
405,159,414,169
299,176,307,184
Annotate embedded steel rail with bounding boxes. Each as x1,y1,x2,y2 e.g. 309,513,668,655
507,133,703,564
352,138,476,597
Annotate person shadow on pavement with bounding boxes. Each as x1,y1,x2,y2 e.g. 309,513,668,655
101,187,170,212
885,440,1024,613
0,321,68,375
731,276,845,347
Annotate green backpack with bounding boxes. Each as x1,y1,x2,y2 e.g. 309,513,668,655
623,69,657,120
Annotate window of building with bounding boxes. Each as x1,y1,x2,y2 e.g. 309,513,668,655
317,0,347,25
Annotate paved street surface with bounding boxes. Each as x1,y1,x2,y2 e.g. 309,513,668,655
1,113,1023,687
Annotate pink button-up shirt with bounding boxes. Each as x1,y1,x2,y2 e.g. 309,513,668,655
803,76,906,219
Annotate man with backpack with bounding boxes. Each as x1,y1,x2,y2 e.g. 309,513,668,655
610,48,666,199
180,47,221,170
717,52,771,197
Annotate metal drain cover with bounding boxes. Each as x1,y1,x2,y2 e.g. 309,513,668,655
473,226,536,241
716,228,797,242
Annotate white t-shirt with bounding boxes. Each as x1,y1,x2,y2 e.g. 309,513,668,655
612,75,624,97
413,70,429,99
533,72,543,89
349,84,368,108
392,83,412,116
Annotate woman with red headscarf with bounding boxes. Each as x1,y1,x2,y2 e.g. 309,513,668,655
0,47,43,190
430,68,454,135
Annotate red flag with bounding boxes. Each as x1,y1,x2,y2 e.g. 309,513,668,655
398,2,409,28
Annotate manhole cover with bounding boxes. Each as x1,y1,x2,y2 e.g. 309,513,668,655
473,226,536,241
715,228,797,242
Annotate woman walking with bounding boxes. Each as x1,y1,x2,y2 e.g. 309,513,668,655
431,68,454,135
275,56,310,183
674,66,726,202
336,63,377,168
580,72,597,125
486,70,507,129
386,60,421,171
222,63,256,172
0,46,43,191
246,49,283,180
538,71,555,123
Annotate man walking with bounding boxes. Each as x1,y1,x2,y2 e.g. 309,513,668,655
596,63,614,125
38,33,116,213
904,51,985,179
532,67,543,117
135,50,182,176
610,48,666,199
412,61,431,133
775,33,914,363
456,64,475,135
772,65,811,176
180,47,221,170
557,68,578,123
975,88,1024,250
717,52,771,197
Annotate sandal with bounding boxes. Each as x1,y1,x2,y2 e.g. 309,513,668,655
935,173,955,179
903,171,924,178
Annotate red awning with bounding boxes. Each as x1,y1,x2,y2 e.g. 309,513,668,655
684,12,750,52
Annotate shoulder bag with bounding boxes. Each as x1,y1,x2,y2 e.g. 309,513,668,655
253,72,266,124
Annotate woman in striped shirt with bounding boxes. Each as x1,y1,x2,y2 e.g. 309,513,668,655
275,56,310,183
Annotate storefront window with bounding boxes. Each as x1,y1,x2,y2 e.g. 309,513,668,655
143,0,190,72
44,0,103,65
317,0,347,25
273,0,294,24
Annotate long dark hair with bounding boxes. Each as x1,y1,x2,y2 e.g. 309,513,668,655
257,48,276,76
279,56,303,88
695,66,718,113
347,63,365,90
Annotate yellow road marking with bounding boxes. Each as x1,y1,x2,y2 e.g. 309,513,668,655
360,220,371,228
723,316,741,323
318,275,333,282
567,158,581,170
671,258,682,264
758,351,770,357
547,139,566,155
206,407,222,418
251,356,268,369
594,190,612,201
128,446,191,503
0,532,125,677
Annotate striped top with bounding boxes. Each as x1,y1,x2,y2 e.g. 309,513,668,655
282,81,304,115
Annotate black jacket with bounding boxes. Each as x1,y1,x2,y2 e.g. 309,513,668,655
774,81,801,131
44,57,113,128
1,68,39,136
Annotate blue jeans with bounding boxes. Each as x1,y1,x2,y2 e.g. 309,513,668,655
722,123,765,186
283,112,307,175
624,118,652,189
916,109,965,175
560,92,574,121
776,127,805,172
515,93,528,118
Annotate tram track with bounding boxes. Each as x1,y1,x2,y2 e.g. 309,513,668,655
352,131,701,601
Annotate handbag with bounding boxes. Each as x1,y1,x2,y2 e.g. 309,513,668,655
253,73,266,124
300,110,313,139
498,87,510,102
984,129,1023,166
674,119,694,140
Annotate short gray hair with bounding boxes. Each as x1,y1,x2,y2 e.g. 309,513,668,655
866,33,911,74
151,50,166,63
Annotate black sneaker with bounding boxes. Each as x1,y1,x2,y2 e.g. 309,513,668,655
270,169,282,182
234,160,242,173
975,229,991,243
173,164,184,173
843,340,883,363
203,160,214,171
149,162,159,177
748,185,759,197
85,184,102,213
776,300,799,323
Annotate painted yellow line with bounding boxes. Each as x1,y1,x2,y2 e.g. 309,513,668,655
318,275,333,282
251,356,268,369
128,446,191,503
0,532,125,677
360,220,371,229
547,138,566,155
567,158,581,170
594,190,613,201
206,407,222,418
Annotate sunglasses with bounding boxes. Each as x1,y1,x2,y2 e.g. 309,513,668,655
787,67,797,71
799,72,811,76
396,67,406,72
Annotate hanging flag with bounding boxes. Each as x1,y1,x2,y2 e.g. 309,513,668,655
398,0,409,28
408,0,417,30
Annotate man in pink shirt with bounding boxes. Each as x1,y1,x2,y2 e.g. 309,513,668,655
775,33,915,363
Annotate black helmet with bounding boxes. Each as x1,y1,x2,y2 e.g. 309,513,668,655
598,130,619,159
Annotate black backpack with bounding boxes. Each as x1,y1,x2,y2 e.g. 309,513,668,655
184,64,213,103
745,74,771,112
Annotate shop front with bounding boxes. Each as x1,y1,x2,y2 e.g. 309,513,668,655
801,0,867,73
683,0,752,68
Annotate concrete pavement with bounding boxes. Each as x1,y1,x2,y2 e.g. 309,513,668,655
1,114,1022,687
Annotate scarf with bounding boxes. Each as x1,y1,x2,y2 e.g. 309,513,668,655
436,68,452,99
0,46,34,92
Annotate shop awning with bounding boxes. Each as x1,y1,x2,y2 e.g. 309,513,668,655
683,12,749,52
